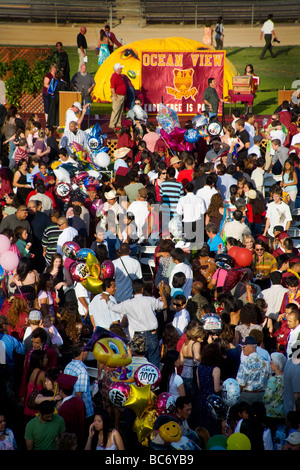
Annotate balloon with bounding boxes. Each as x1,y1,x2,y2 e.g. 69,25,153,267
53,167,71,184
63,257,74,271
184,128,200,143
124,384,156,418
192,114,208,129
92,337,132,367
206,434,228,450
62,241,81,259
228,246,253,268
0,235,11,254
108,382,131,407
0,251,19,272
153,415,182,443
86,252,101,279
133,407,158,444
76,248,96,261
81,276,103,294
69,261,89,282
84,176,98,189
226,433,251,451
222,378,241,407
134,364,161,391
207,121,223,137
94,151,111,169
206,394,228,421
73,171,89,185
100,260,115,280
227,246,240,264
201,313,222,335
209,445,226,450
55,181,71,198
155,392,176,416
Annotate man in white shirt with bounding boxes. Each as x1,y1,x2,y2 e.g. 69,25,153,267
258,271,288,319
263,187,292,237
223,210,251,243
195,174,218,212
260,14,279,60
65,100,90,129
60,121,88,156
110,278,167,367
128,187,149,242
169,247,193,298
248,134,263,158
251,156,265,196
286,310,300,359
112,242,142,303
176,181,206,246
172,294,190,336
56,217,78,255
89,278,120,330
216,163,237,201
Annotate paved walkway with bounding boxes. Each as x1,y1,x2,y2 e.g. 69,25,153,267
0,22,299,48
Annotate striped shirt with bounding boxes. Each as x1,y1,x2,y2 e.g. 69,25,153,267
159,179,184,217
41,224,62,265
64,359,94,418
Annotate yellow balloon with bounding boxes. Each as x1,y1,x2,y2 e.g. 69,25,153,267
124,384,156,418
86,252,101,279
159,421,182,443
93,337,132,367
92,37,237,103
81,276,103,294
133,407,158,444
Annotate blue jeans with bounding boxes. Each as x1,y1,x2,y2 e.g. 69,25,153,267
137,330,160,368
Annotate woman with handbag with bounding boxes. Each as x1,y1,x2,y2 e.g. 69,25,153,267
23,349,48,423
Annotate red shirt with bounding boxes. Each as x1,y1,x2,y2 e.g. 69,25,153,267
110,72,127,96
177,169,194,188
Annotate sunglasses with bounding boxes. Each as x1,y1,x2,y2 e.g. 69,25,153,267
173,303,183,308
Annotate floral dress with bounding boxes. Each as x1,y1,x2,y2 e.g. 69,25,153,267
263,375,284,419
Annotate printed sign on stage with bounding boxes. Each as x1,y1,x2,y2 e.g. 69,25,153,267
141,50,225,115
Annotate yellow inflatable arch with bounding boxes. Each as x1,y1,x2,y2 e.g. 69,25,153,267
92,36,237,104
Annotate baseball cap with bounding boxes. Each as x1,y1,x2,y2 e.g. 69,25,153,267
114,63,124,72
253,135,263,143
72,101,82,111
285,432,300,445
241,336,257,346
29,310,42,321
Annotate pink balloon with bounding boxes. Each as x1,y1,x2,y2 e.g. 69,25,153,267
0,250,19,272
0,235,11,255
100,260,115,279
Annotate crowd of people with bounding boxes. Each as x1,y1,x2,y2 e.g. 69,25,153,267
1,23,300,453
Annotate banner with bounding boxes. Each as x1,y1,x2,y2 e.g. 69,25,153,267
141,51,225,115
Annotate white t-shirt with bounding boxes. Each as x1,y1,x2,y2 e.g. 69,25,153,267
172,308,190,336
195,186,218,212
265,200,292,236
74,282,91,317
244,122,255,148
261,19,274,35
168,373,184,400
258,284,289,317
65,108,78,129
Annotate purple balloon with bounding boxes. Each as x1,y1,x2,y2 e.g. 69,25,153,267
101,260,115,279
